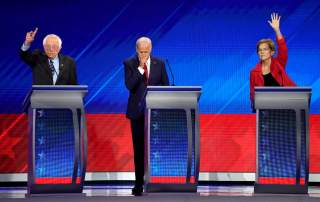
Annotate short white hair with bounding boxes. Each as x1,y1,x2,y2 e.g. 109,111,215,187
43,34,62,48
136,36,152,48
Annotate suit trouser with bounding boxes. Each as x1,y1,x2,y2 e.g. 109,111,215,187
130,115,145,188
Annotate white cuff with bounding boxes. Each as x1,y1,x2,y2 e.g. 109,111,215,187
21,43,30,51
138,67,144,75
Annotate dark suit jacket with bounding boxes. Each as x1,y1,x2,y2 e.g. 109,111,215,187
20,49,78,85
124,56,169,120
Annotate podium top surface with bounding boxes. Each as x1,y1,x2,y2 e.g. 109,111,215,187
254,87,312,109
22,85,88,112
31,85,88,91
147,86,202,92
254,86,312,93
146,86,202,108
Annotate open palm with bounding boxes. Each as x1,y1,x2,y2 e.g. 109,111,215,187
268,13,280,31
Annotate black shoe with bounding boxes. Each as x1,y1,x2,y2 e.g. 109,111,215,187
131,186,143,196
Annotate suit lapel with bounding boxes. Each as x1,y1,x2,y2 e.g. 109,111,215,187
43,53,53,81
42,54,53,84
134,56,140,70
56,54,65,84
148,57,157,84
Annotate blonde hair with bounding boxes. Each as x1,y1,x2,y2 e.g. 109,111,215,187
256,38,275,53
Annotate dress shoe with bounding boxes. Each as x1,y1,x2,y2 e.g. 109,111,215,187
131,186,143,196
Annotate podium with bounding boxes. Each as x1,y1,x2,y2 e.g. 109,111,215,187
254,87,312,194
144,86,201,192
23,85,88,195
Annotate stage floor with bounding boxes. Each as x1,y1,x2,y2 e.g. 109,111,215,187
1,185,320,201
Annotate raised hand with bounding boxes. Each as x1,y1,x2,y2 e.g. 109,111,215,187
268,13,283,39
268,13,281,31
24,27,38,46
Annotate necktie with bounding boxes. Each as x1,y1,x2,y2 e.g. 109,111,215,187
143,63,148,84
49,60,55,75
49,60,57,84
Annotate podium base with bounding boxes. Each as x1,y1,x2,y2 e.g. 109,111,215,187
254,184,308,194
26,192,86,198
145,183,197,192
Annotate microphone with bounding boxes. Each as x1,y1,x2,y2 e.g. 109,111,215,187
165,59,175,86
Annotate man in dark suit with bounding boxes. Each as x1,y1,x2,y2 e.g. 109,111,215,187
124,37,169,196
20,28,78,85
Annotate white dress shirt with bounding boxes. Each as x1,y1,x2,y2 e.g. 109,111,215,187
49,57,60,85
138,57,150,77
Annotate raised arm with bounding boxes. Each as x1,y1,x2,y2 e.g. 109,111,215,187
124,60,144,91
20,28,39,66
268,13,282,40
269,13,287,67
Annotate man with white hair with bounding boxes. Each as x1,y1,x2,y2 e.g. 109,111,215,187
20,28,78,85
124,36,169,196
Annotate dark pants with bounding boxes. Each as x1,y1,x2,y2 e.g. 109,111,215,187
130,115,145,188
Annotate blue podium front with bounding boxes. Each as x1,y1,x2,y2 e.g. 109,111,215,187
145,86,201,192
23,85,88,195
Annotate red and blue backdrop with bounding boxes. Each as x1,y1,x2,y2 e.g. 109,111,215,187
0,0,320,177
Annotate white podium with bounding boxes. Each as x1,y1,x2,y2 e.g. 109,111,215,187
254,87,312,194
144,86,201,192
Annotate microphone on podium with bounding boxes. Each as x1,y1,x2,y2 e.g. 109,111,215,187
165,59,175,86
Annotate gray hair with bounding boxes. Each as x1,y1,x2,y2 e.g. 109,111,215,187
136,36,152,48
43,34,62,48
